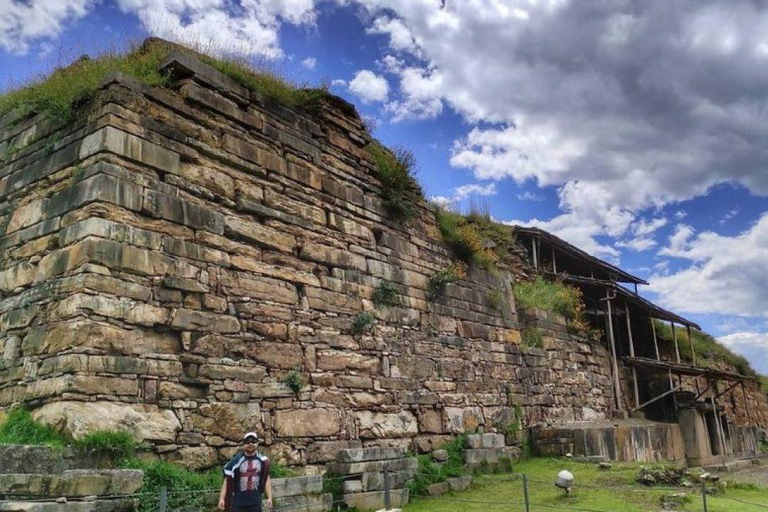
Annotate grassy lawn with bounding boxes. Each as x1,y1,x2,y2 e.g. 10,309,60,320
405,458,768,512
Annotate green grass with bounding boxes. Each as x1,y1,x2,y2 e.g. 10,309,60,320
409,434,468,497
0,407,70,447
405,458,768,512
0,39,331,126
280,370,306,394
513,277,582,319
521,327,544,349
427,262,467,301
0,43,172,124
433,205,513,271
352,311,375,334
77,430,136,463
124,459,222,512
367,141,422,221
653,320,757,376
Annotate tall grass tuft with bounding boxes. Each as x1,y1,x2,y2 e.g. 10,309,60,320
367,141,421,220
0,407,70,447
433,203,512,271
513,277,581,319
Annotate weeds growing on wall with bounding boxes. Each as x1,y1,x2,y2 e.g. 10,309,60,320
372,280,400,307
77,430,136,464
652,320,757,376
488,284,506,313
427,262,467,301
433,204,512,271
521,327,544,349
409,434,468,497
281,370,306,394
366,141,421,221
513,276,581,317
352,311,375,334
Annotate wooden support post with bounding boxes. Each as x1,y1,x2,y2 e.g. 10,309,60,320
710,389,727,465
625,299,640,411
651,318,660,360
742,382,752,425
532,238,538,269
687,325,696,366
672,321,680,363
551,245,557,273
605,289,622,412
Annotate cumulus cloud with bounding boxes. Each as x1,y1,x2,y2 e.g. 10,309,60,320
301,56,317,69
649,215,768,317
0,0,320,58
718,332,768,374
0,0,95,54
352,0,768,254
349,69,389,103
617,217,668,252
430,182,496,206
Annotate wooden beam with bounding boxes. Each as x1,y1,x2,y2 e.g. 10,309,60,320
672,321,680,364
532,238,538,269
551,245,557,273
631,382,684,413
742,382,752,425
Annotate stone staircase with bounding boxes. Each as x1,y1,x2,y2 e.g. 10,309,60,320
0,446,142,511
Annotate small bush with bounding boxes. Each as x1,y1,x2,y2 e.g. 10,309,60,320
513,277,581,318
0,407,70,447
372,280,399,307
427,262,467,301
124,459,222,512
367,141,421,221
77,430,135,463
521,327,543,349
409,434,468,497
352,312,375,334
281,371,305,394
433,204,513,271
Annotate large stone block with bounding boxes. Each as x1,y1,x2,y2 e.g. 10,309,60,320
272,476,323,498
191,402,261,441
143,189,224,234
299,241,366,271
307,441,363,464
356,411,418,439
275,409,342,438
316,350,379,374
342,488,409,510
79,126,180,173
224,216,296,253
32,401,180,442
170,308,241,333
220,270,299,304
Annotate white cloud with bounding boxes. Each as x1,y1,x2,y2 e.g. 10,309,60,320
453,183,496,201
718,332,768,374
650,214,768,317
517,191,544,202
349,69,389,103
0,0,95,55
331,79,347,87
616,216,668,252
719,208,739,225
301,56,317,69
675,210,688,220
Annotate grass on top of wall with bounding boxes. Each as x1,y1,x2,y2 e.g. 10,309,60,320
366,141,422,221
432,204,513,271
0,39,330,125
513,276,581,319
652,320,757,377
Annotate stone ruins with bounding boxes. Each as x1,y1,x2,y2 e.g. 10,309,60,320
1,40,766,476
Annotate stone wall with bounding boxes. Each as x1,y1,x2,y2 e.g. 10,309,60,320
0,46,633,470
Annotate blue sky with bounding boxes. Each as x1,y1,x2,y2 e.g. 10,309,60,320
2,0,768,373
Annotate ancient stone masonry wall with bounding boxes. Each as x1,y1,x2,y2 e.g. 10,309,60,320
0,51,615,469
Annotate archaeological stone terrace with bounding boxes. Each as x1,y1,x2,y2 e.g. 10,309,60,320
1,40,766,472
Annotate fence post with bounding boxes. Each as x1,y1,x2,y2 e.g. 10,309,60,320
701,482,708,512
158,485,168,512
522,474,530,512
384,466,392,510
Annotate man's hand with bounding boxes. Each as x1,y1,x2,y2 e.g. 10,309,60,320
217,497,226,510
265,498,273,508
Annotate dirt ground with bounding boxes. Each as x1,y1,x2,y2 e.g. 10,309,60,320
716,462,768,487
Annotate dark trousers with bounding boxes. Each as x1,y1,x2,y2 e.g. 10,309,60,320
231,504,262,512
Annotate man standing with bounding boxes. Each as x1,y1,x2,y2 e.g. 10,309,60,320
218,432,273,511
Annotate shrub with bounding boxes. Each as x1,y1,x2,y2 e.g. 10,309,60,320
77,430,136,463
433,204,512,271
427,262,467,301
0,407,70,447
124,459,222,512
281,370,305,394
352,312,375,334
367,141,421,220
409,434,468,497
513,277,581,318
521,327,543,349
372,280,399,307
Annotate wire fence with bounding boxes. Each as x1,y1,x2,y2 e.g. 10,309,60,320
4,467,768,511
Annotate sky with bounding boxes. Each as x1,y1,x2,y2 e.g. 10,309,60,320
1,0,768,373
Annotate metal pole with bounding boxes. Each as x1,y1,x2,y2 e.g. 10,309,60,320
523,474,531,512
702,482,708,512
625,299,640,410
158,485,168,512
651,318,660,360
384,466,391,510
605,289,622,412
687,325,696,366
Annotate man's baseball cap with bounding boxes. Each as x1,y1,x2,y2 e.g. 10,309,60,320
243,432,259,443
